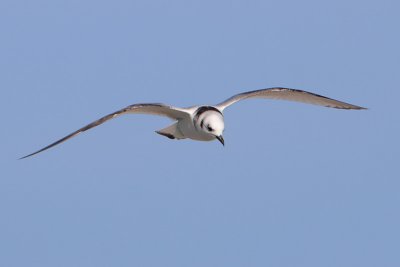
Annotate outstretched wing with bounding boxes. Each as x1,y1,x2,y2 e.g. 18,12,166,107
20,103,190,159
216,87,366,111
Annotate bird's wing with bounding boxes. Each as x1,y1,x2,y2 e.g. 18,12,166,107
216,87,366,111
20,103,190,159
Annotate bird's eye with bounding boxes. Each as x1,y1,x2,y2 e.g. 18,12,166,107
207,125,213,131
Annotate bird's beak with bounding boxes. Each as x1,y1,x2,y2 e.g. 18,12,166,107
216,135,225,146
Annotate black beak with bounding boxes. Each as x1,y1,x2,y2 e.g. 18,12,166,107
216,135,225,146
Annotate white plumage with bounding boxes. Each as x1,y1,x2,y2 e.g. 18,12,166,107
21,87,365,159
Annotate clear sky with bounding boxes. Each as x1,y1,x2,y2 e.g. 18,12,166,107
1,0,399,266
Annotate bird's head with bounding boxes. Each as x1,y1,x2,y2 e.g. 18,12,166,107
198,110,225,146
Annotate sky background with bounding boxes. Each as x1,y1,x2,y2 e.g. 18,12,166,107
1,0,399,266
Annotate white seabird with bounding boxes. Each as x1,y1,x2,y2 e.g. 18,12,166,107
20,87,366,159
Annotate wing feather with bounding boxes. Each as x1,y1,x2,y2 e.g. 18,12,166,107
20,103,189,159
216,87,366,110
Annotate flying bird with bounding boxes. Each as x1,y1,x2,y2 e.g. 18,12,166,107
20,87,366,159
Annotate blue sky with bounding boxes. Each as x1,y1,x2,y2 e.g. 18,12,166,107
1,0,399,266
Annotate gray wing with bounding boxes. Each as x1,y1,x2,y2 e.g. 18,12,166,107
20,103,189,159
216,87,366,111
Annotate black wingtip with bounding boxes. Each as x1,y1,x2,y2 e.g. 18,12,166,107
349,104,368,110
352,106,368,110
18,152,37,160
18,145,53,160
332,104,367,110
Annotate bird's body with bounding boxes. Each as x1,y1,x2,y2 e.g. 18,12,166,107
169,106,225,142
20,87,366,159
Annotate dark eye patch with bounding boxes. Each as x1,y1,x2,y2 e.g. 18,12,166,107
207,125,213,131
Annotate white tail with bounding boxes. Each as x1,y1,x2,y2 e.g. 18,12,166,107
155,122,185,140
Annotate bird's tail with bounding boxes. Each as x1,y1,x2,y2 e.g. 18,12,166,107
155,122,185,140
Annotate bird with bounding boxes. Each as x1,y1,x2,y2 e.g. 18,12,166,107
20,87,366,159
